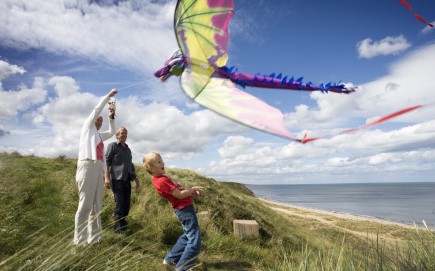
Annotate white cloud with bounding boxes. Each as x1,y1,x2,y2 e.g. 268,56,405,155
0,76,47,123
0,71,246,159
198,120,435,184
356,44,435,122
218,136,255,158
110,98,245,160
357,35,411,59
0,60,26,81
284,90,359,133
0,0,177,75
284,43,435,139
48,76,80,97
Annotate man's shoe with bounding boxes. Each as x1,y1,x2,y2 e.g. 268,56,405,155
115,228,126,234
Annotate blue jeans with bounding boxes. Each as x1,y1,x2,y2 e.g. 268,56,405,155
164,205,201,271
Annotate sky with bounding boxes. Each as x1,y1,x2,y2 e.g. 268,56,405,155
0,0,434,185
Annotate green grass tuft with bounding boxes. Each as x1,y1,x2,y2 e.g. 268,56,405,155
0,153,434,270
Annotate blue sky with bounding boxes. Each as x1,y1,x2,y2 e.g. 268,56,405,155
1,0,434,184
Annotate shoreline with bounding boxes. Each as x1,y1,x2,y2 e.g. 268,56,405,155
257,197,431,230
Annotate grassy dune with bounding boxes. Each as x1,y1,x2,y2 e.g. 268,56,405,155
0,153,434,271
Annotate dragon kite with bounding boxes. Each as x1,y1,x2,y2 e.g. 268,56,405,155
155,0,429,143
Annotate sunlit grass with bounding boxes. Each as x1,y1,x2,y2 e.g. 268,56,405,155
0,152,434,270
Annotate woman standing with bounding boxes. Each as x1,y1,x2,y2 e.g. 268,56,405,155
74,88,118,245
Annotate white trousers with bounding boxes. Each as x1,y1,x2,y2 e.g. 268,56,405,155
74,160,105,245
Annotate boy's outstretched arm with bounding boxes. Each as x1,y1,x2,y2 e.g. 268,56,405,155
172,186,205,199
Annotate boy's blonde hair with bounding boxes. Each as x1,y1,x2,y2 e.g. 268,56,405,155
143,151,161,174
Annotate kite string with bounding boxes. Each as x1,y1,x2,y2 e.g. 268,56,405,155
117,78,154,91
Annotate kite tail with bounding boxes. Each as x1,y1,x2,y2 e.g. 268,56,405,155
217,67,356,94
299,102,432,143
413,14,434,28
399,0,434,27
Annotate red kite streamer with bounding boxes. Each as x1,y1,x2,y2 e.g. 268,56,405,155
400,0,434,27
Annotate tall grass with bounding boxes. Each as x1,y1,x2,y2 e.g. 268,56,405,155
0,152,433,270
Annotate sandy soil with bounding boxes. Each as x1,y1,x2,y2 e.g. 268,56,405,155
257,197,432,238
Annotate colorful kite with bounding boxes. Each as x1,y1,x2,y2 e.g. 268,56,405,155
155,0,429,143
400,0,434,27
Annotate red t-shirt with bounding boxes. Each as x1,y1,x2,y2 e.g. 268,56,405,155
152,175,193,210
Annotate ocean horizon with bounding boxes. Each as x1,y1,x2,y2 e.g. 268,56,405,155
247,182,435,227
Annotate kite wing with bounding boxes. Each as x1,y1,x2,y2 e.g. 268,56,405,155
174,0,299,140
175,0,232,98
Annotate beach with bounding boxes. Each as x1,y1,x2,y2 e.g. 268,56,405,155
248,182,435,229
257,197,431,235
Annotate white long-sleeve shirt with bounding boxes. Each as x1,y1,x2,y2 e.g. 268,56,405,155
78,94,115,170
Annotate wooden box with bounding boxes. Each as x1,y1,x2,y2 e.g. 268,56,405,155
233,220,259,237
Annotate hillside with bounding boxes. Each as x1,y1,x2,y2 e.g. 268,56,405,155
0,153,434,271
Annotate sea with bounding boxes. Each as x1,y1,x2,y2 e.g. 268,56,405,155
247,182,435,228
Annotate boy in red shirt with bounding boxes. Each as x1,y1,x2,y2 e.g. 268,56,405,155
143,152,204,271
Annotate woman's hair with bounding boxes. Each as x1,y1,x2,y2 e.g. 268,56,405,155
143,151,160,174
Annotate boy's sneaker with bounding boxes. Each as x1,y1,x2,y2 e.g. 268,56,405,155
163,259,174,266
